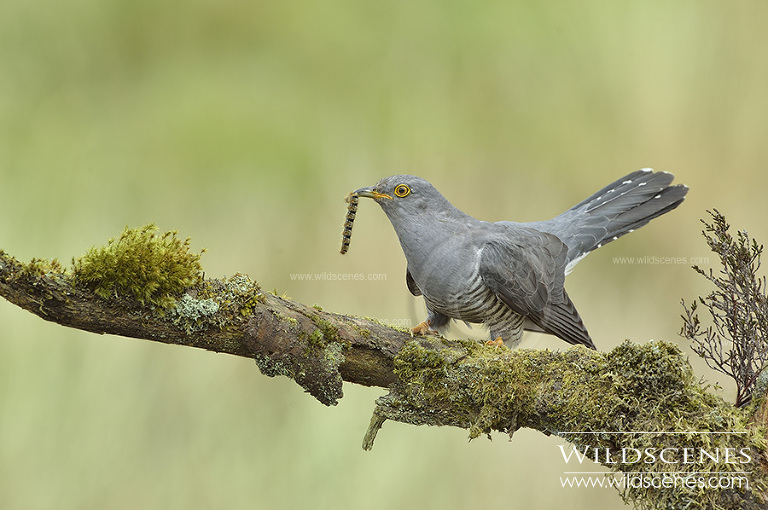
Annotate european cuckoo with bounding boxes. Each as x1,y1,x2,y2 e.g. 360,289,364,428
349,170,688,349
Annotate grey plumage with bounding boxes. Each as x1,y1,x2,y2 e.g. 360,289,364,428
351,170,688,349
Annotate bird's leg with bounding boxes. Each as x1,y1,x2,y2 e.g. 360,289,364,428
411,310,448,337
411,320,438,336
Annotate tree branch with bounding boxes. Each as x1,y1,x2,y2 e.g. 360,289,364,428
1,248,767,509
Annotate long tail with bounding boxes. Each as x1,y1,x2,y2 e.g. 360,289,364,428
531,169,688,269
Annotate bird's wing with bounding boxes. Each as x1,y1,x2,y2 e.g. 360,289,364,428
406,268,422,296
478,231,594,348
478,231,567,314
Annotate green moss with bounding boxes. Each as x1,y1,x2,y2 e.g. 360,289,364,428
306,328,325,348
307,314,346,347
375,339,767,508
225,273,264,316
269,288,291,299
71,224,203,308
20,257,65,278
746,370,768,418
394,340,448,375
364,316,413,335
352,324,372,339
387,339,518,435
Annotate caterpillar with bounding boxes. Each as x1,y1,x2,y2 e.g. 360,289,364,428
340,192,359,254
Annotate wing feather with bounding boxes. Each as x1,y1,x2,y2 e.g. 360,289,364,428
406,268,422,296
478,230,594,349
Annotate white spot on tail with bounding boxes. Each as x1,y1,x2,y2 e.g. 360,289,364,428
638,182,647,186
622,180,633,184
654,194,661,199
565,251,589,274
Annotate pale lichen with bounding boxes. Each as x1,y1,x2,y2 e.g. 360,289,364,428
194,273,263,320
168,293,221,333
254,353,292,378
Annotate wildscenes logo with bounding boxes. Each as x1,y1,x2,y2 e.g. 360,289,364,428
559,445,753,465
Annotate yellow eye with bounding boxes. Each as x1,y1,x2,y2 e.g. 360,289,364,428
394,184,411,198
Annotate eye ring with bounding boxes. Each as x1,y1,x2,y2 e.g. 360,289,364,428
393,184,411,198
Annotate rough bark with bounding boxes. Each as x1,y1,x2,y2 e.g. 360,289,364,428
1,249,766,509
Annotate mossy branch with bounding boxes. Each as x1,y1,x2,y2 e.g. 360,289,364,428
1,227,767,509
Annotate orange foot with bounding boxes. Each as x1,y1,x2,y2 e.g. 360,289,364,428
485,337,504,348
411,321,438,336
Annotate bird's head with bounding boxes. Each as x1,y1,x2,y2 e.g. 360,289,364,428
353,175,443,217
350,175,474,254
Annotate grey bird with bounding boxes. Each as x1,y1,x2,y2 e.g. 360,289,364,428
351,169,688,349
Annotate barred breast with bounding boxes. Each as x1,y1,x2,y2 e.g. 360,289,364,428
422,272,526,344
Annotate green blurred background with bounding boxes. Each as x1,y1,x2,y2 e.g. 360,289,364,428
1,1,766,509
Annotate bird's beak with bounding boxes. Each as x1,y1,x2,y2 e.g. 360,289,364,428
353,186,392,200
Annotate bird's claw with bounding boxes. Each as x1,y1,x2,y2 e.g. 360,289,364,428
485,337,504,348
411,321,438,337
